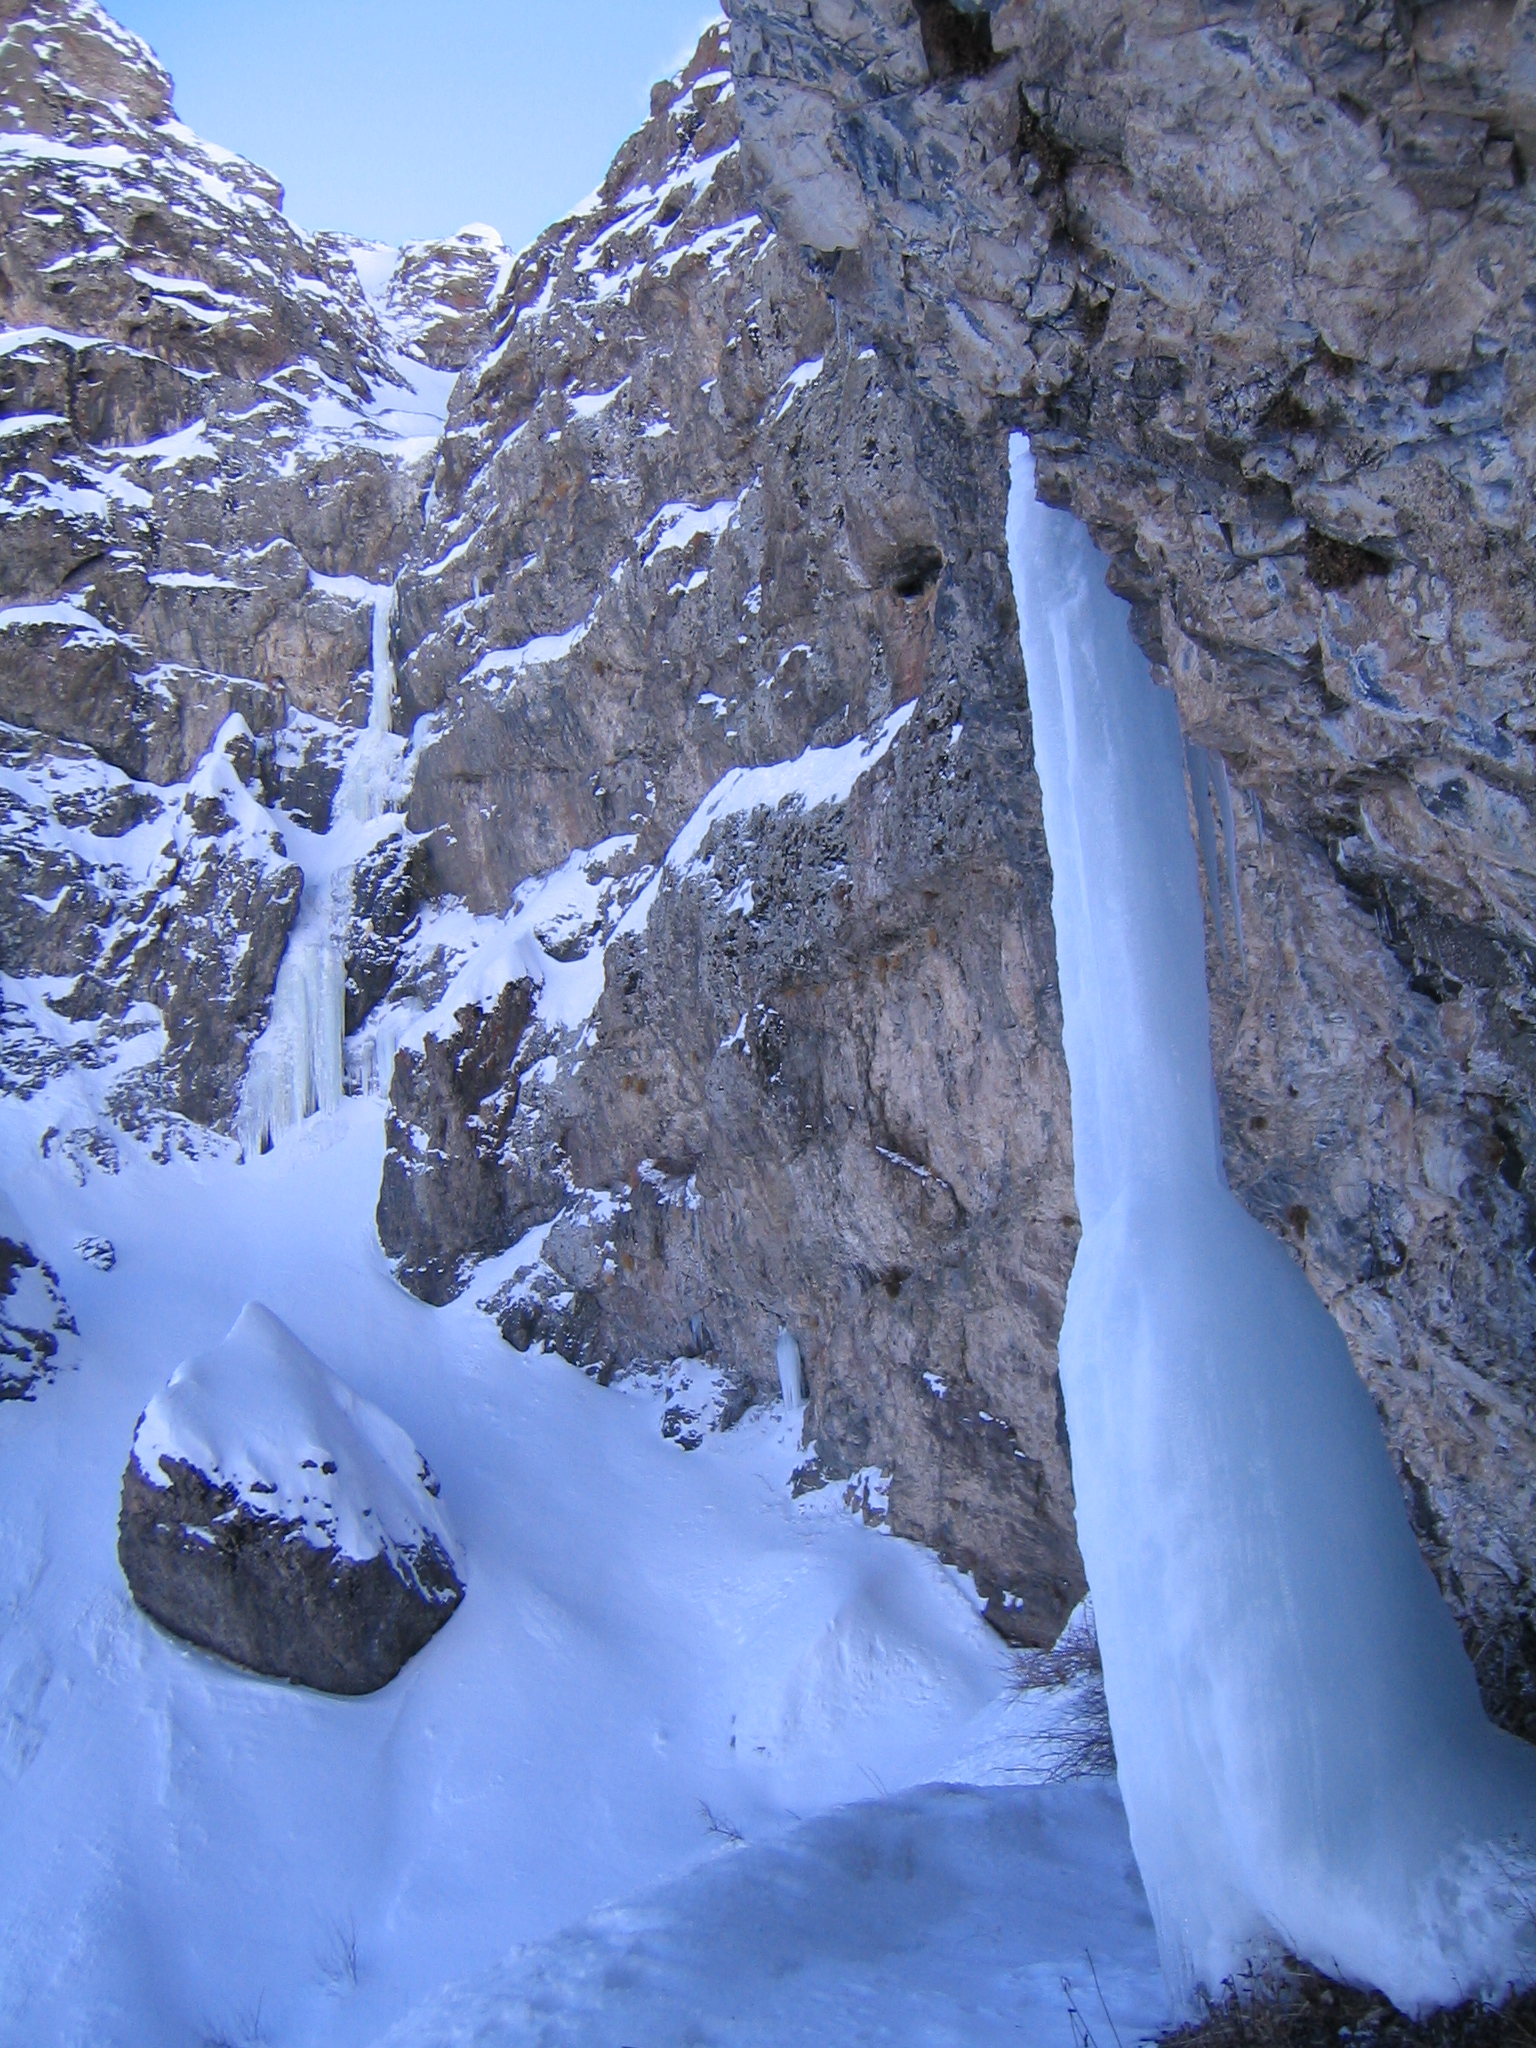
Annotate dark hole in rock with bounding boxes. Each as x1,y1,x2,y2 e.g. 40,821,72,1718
1262,387,1314,433
1305,528,1391,591
1409,960,1460,1004
1494,1121,1526,1191
1014,94,1074,185
883,1267,910,1299
887,542,944,601
1286,1204,1310,1237
914,0,996,80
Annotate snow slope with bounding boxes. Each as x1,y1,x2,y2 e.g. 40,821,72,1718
378,1780,1163,2048
0,1083,1160,2046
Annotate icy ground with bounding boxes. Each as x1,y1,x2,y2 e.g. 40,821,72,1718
0,1091,1166,2046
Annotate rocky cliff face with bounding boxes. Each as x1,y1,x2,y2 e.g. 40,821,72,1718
730,0,1536,1726
9,0,1532,1708
0,0,498,1147
373,24,1086,1642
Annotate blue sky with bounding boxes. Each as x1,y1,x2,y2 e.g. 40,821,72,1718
108,2,723,251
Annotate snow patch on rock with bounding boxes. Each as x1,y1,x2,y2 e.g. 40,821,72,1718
0,1188,79,1400
130,1301,462,1591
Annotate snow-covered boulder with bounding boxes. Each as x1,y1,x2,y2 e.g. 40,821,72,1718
1,1191,79,1401
118,1304,464,1694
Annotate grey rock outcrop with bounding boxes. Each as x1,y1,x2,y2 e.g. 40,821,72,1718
730,0,1536,1723
371,224,512,370
376,977,566,1305
0,1192,78,1399
118,1303,465,1694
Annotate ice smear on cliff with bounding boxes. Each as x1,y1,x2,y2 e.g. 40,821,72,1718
775,1326,805,1412
1006,431,1536,2014
132,1301,462,1588
380,707,916,1078
615,702,915,944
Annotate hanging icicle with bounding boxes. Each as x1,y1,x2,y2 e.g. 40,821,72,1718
1006,431,1536,2016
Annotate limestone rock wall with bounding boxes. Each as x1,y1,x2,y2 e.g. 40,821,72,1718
730,0,1536,1725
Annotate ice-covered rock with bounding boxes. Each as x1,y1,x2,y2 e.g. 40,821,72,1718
118,1303,464,1693
0,1190,79,1400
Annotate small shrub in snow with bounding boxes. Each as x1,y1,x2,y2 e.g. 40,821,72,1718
1159,1964,1536,2048
1014,1602,1116,1782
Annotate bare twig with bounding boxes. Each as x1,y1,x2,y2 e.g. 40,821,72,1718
1087,1949,1125,2048
698,1800,745,1845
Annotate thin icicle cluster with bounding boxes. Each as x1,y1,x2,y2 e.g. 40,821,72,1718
1006,432,1536,2016
776,1327,806,1412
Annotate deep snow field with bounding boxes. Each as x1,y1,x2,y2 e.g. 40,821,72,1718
0,1086,1167,2047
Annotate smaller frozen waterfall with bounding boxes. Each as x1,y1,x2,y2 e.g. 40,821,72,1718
1006,432,1536,2014
337,582,407,825
776,1327,806,1413
237,581,402,1159
235,879,346,1160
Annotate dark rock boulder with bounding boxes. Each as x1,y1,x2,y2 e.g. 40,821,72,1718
118,1303,464,1694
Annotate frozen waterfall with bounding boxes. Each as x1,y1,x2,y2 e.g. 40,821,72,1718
337,581,407,824
776,1326,806,1413
237,581,404,1158
1006,433,1536,2013
235,876,346,1160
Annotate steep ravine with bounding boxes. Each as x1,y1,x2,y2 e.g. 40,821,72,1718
3,0,1532,1721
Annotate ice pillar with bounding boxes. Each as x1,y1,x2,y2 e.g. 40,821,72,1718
1006,432,1536,2013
